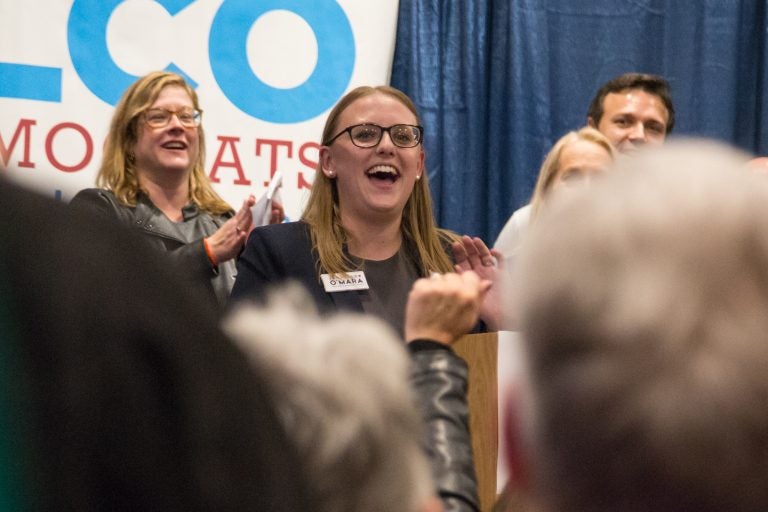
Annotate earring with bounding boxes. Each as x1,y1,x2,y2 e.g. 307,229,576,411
327,171,336,178
416,174,421,180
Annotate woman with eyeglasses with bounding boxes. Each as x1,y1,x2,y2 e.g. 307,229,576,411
230,84,492,512
230,85,498,336
70,71,281,308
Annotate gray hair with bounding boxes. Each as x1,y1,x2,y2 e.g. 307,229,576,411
224,284,434,512
517,140,768,511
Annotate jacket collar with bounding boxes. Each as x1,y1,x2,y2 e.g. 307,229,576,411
131,193,198,242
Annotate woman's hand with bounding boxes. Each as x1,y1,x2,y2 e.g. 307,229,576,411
270,198,285,224
205,195,255,264
452,235,505,331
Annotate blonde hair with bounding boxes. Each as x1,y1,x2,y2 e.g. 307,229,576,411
96,71,231,215
528,127,615,217
301,85,457,277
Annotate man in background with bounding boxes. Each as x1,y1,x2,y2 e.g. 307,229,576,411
586,72,674,153
494,72,674,251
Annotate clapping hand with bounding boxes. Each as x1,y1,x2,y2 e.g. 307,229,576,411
205,195,256,264
451,235,505,331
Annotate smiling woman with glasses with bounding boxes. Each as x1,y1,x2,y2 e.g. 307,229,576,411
69,71,283,308
232,84,498,336
230,84,494,512
231,85,459,334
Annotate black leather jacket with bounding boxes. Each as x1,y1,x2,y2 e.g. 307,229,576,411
70,188,234,308
409,341,480,512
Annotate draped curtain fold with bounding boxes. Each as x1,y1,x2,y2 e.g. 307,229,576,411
391,0,768,242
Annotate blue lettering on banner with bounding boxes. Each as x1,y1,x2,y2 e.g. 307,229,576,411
67,0,197,106
0,63,62,102
209,0,355,123
0,0,355,122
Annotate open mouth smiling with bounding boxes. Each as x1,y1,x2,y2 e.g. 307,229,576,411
161,140,188,150
366,164,400,183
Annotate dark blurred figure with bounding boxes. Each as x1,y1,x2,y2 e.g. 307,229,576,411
0,178,310,511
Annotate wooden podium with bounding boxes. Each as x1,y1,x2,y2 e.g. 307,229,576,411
453,332,498,512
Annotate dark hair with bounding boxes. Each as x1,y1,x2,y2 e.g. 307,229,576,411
587,73,675,134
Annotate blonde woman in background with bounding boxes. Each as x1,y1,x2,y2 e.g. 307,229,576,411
494,127,616,256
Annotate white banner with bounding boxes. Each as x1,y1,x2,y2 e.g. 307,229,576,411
0,0,400,220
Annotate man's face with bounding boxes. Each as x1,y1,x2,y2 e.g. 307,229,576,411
590,89,669,153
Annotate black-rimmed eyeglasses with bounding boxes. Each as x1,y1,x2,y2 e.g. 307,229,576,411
324,123,424,148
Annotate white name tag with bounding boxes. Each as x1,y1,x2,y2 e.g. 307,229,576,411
321,271,370,292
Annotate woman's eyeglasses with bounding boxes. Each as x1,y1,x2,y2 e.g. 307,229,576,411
324,123,423,148
143,108,202,128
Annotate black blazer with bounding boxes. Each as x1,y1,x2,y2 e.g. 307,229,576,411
231,221,365,314
231,221,488,333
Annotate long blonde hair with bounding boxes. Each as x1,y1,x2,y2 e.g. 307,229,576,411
96,71,231,215
529,127,615,217
301,85,457,277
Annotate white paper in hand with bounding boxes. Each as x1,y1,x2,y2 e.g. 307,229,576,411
250,171,283,227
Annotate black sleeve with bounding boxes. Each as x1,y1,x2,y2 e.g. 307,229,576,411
230,225,282,304
410,347,480,512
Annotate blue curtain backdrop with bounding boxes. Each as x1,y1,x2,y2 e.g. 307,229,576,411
390,0,768,242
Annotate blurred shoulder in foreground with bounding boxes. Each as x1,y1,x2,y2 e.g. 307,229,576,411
0,178,310,511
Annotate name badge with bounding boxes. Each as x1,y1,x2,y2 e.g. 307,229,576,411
321,271,370,292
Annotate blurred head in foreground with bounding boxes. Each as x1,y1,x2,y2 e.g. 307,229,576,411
512,140,768,512
224,286,435,512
